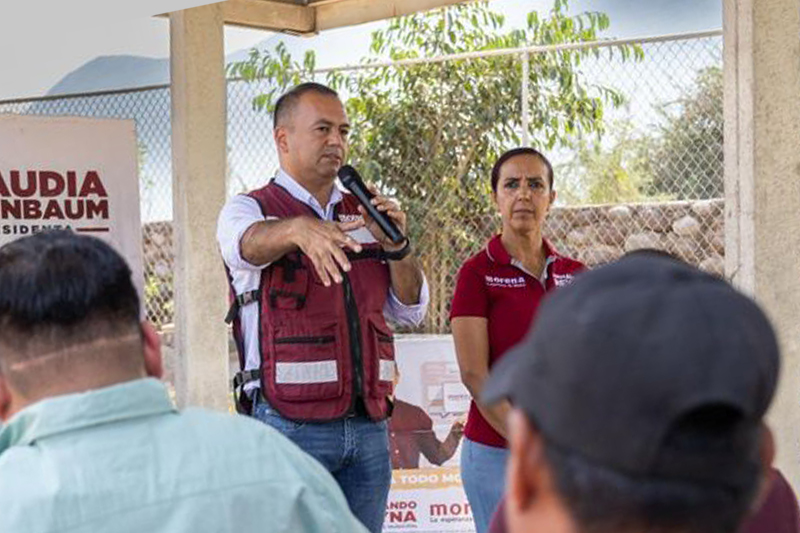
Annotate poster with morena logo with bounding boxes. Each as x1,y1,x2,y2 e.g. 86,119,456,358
386,336,475,532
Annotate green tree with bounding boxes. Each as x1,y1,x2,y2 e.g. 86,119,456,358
644,66,723,199
557,120,662,205
229,0,640,332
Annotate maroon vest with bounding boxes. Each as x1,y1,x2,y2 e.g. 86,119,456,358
235,182,395,422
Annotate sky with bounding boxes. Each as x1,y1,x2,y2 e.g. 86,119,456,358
0,0,721,101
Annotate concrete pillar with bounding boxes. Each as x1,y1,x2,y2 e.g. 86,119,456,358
724,0,800,488
170,4,230,410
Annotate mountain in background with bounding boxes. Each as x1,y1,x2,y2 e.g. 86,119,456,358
47,56,170,95
45,35,284,96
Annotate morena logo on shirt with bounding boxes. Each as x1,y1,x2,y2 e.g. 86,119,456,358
552,273,575,287
337,214,362,223
485,275,526,288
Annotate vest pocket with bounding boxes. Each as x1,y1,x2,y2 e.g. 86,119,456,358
368,316,396,397
268,257,309,310
269,324,344,402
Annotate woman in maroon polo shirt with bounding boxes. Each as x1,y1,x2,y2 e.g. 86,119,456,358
450,147,584,533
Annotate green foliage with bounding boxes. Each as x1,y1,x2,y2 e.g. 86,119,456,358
231,43,318,114
643,66,723,199
557,67,723,206
558,120,658,205
228,1,641,331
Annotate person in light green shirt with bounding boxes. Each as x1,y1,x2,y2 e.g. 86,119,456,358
0,230,368,533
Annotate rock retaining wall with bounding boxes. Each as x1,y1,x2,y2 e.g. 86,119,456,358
544,198,725,276
144,197,727,330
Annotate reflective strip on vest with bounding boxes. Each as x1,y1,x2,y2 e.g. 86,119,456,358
275,361,338,384
379,360,395,382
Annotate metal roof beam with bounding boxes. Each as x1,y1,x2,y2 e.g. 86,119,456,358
216,0,315,33
315,0,466,31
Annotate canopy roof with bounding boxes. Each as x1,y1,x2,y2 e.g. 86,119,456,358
220,0,470,34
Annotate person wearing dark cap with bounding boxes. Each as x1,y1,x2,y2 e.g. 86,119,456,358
483,253,780,533
488,467,800,533
450,147,584,533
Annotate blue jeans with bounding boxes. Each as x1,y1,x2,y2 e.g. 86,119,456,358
252,394,391,533
461,437,509,533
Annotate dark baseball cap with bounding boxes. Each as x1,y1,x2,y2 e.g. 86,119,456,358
483,252,779,488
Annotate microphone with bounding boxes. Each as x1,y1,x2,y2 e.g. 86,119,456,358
338,165,406,245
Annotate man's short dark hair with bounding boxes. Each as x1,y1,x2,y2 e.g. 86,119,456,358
0,231,140,390
273,82,340,129
541,405,759,533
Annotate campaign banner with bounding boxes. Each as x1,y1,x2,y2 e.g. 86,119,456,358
0,115,144,298
387,335,475,533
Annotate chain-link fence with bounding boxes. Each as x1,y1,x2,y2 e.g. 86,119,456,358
0,30,723,333
0,86,176,327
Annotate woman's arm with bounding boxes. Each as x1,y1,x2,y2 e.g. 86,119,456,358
452,316,511,439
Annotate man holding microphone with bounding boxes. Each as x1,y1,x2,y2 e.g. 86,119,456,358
217,82,428,533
